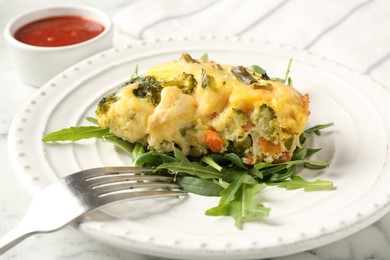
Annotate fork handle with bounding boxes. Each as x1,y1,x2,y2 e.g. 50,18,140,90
0,219,36,255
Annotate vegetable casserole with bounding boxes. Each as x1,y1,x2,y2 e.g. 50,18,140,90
96,53,310,164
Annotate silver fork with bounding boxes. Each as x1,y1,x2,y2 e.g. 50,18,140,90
0,166,186,254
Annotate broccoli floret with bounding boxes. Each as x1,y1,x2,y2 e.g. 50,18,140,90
132,76,163,106
232,108,247,127
251,104,276,138
178,73,197,94
96,93,117,117
162,72,197,94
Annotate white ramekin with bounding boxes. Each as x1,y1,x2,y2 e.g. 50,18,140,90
4,5,113,87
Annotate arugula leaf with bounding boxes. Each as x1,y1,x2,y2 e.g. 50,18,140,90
215,173,248,205
201,156,223,172
206,174,270,229
268,165,296,183
157,148,223,179
271,59,293,85
306,148,322,157
200,53,209,62
248,65,267,75
86,117,99,125
222,169,257,184
292,146,307,160
305,123,334,135
283,59,293,85
235,183,270,227
130,65,139,80
304,161,329,169
103,134,133,156
42,126,109,141
42,122,148,161
254,162,277,170
254,159,328,170
213,178,230,189
176,176,223,196
223,153,247,169
134,151,175,168
249,167,264,179
130,142,147,162
291,123,332,161
277,176,334,191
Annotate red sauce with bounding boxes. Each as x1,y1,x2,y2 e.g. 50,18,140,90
14,16,105,47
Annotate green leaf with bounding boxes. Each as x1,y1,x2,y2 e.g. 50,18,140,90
219,174,248,204
222,169,247,183
223,153,247,169
206,175,270,229
102,135,133,157
277,176,334,191
130,65,139,80
242,174,259,185
131,142,147,162
304,161,328,169
283,59,293,85
272,77,285,83
201,156,223,172
248,65,267,75
268,165,296,183
173,148,190,163
254,162,276,170
208,153,229,166
157,149,223,179
134,151,175,168
200,53,209,62
42,126,109,142
221,168,257,185
249,167,264,179
213,179,230,189
287,160,329,169
254,159,328,170
176,176,223,196
306,148,322,157
305,123,334,135
287,77,293,86
86,117,99,125
236,183,270,227
292,146,307,160
264,164,289,173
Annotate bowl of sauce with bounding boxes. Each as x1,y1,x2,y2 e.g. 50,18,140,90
14,15,106,47
4,5,113,87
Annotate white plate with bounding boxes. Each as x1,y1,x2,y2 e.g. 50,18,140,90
8,36,390,259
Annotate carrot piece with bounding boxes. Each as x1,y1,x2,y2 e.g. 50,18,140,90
259,137,282,154
244,155,256,165
275,152,292,163
204,130,224,152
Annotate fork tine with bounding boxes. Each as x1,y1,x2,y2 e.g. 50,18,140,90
85,174,173,187
93,181,181,196
72,166,155,180
97,190,188,206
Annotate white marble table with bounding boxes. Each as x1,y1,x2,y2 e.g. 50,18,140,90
1,0,390,259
